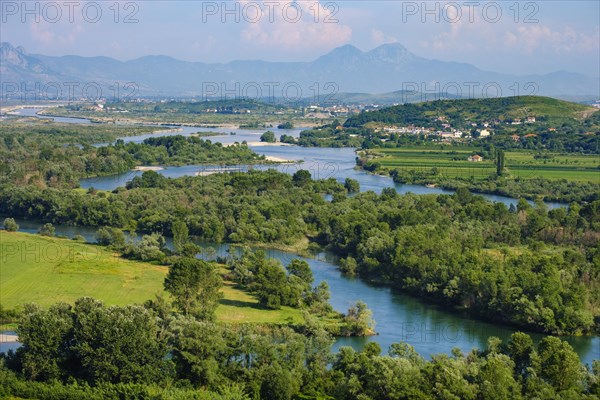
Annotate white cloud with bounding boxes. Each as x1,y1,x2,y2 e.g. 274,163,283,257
239,1,352,50
29,21,83,46
371,29,397,46
507,25,600,54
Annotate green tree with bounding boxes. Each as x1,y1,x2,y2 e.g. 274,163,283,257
169,317,225,387
260,131,276,143
292,170,311,187
477,354,522,400
280,134,296,144
344,178,360,193
3,218,18,232
38,223,55,237
277,121,294,129
171,220,189,255
508,332,534,378
344,301,375,336
536,336,583,392
95,227,125,248
71,298,167,384
286,259,314,285
17,303,73,381
496,149,505,176
125,233,167,262
252,259,290,309
164,258,223,320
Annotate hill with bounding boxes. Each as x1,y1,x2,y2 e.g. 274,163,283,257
344,96,597,128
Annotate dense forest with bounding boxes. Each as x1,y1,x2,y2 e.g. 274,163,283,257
1,170,599,335
1,297,599,399
324,188,600,335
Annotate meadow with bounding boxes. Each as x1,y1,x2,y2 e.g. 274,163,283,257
0,232,304,325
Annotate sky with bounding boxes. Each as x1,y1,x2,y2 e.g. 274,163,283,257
1,0,599,77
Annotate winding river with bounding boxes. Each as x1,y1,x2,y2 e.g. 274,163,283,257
3,108,596,365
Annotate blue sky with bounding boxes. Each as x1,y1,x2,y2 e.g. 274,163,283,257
2,1,599,76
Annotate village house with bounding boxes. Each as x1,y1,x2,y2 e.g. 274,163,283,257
479,129,491,137
468,155,483,162
511,134,520,142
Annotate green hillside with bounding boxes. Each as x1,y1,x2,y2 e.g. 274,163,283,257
344,96,597,128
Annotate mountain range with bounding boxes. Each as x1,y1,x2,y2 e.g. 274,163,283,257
1,42,598,102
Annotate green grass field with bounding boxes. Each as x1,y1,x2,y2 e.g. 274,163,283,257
369,147,600,183
0,232,304,325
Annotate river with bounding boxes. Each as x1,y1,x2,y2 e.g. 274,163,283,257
3,108,596,364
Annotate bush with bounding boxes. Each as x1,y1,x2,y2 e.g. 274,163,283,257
277,121,294,129
95,227,126,248
3,218,18,232
72,234,86,242
38,223,55,237
260,131,276,143
344,178,360,193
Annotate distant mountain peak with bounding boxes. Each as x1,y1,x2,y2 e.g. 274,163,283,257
331,44,363,54
1,41,52,75
371,42,408,52
1,41,15,50
314,44,364,64
367,43,416,64
315,42,417,66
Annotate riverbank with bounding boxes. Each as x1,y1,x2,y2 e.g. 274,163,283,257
133,166,164,171
0,333,18,343
246,141,293,147
264,155,296,163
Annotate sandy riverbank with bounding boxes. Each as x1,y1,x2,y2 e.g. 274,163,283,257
0,333,18,343
133,166,164,171
264,155,296,163
195,167,246,176
246,141,293,147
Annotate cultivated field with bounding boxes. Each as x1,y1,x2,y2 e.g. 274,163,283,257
369,147,600,182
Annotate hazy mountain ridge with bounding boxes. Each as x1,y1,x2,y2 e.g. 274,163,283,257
1,42,597,99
